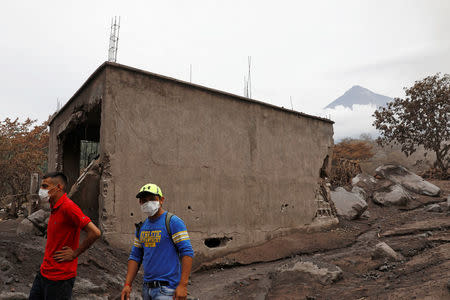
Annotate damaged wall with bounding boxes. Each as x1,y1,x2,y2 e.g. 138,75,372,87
48,70,105,222
49,62,335,266
99,64,335,264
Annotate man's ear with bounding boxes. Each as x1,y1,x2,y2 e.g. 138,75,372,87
159,196,165,204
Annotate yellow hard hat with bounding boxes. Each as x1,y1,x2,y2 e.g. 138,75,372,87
136,183,163,198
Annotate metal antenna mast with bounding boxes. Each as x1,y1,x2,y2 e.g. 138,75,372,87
247,56,252,98
243,56,252,98
108,16,121,62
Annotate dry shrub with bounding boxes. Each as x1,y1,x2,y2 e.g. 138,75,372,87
333,140,374,161
0,118,49,198
330,140,374,188
420,168,450,180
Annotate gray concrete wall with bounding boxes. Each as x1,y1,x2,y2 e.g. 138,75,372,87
99,65,335,264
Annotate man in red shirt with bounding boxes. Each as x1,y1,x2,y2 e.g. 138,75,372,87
29,172,101,300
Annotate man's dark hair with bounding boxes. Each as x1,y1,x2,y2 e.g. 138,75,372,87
43,172,68,191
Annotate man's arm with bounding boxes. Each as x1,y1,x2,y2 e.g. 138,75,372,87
53,222,101,262
121,260,140,300
174,255,193,300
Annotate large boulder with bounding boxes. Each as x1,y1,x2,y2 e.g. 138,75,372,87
373,184,412,206
372,242,404,261
351,173,377,191
375,165,441,197
27,209,50,229
351,186,367,201
278,257,343,285
426,204,443,213
16,209,50,236
16,218,41,236
330,187,368,220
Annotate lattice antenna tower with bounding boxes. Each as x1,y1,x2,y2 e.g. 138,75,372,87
108,16,121,62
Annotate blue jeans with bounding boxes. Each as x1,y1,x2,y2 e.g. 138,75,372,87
142,284,175,300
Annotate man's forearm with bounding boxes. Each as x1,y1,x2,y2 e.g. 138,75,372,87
74,222,101,258
73,231,99,257
179,256,193,286
125,260,140,286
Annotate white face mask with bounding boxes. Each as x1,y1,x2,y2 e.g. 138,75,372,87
141,201,160,217
38,188,50,201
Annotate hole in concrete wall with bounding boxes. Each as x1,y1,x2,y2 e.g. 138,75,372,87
59,102,101,224
130,212,134,216
204,237,232,248
187,205,192,210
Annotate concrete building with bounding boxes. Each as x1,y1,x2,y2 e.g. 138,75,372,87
48,62,336,267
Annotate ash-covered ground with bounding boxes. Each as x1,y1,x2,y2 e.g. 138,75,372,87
1,180,449,300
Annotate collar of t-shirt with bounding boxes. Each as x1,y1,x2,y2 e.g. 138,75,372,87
147,211,166,223
51,193,68,212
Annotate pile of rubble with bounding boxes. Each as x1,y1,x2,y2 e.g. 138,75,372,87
0,194,39,221
330,164,446,220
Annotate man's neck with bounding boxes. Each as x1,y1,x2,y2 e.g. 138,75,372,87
50,192,65,208
149,208,165,221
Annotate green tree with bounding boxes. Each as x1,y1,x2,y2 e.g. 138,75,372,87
373,73,449,174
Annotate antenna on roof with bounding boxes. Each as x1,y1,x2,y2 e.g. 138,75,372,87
108,16,121,62
248,56,252,98
243,56,252,98
290,96,294,110
189,64,192,83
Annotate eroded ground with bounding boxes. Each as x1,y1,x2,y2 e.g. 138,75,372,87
0,180,449,300
189,180,450,300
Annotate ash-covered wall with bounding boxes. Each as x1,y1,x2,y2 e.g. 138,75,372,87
48,62,335,267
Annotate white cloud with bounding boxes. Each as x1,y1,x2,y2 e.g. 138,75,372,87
321,104,379,141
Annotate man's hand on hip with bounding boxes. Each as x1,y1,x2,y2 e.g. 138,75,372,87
53,246,76,262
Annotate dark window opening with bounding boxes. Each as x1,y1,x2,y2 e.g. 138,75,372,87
80,140,100,172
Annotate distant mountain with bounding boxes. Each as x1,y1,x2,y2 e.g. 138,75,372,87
325,85,392,109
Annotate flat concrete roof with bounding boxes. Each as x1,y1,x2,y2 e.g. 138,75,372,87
49,62,334,125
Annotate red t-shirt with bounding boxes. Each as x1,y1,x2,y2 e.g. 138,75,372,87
40,193,91,280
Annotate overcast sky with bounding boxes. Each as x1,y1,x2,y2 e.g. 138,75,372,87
1,0,449,139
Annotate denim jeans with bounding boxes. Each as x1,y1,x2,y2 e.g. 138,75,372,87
142,284,175,300
29,271,75,300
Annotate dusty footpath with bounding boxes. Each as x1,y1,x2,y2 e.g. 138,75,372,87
1,180,449,299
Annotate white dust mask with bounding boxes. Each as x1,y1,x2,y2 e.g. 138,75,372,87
141,201,160,217
38,189,50,201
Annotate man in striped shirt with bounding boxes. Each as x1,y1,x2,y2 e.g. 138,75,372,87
121,183,194,300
